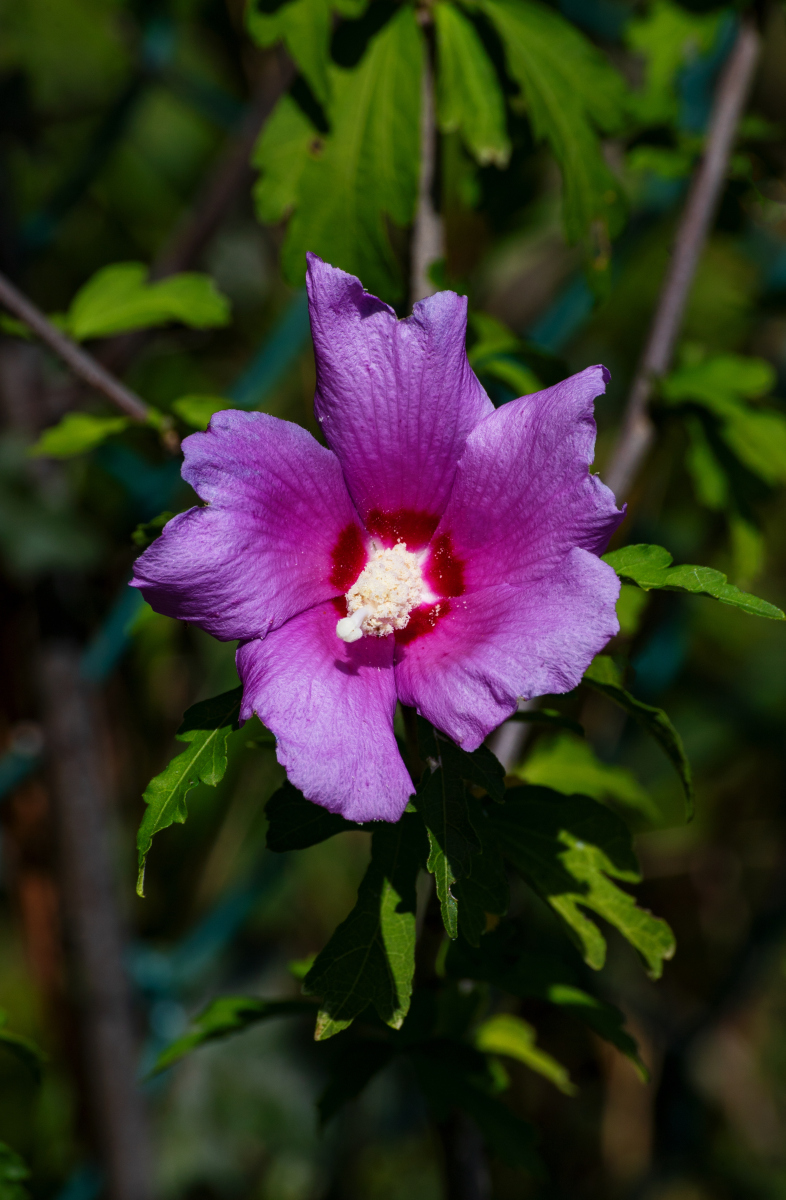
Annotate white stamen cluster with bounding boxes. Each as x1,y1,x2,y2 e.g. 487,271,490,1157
336,542,424,643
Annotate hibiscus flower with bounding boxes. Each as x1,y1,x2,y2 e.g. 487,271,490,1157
131,255,624,823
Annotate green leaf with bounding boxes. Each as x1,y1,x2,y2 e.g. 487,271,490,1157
415,766,481,939
626,0,722,125
481,0,627,254
247,0,331,105
475,1013,576,1095
136,687,243,897
171,395,230,431
454,798,510,947
582,655,694,818
412,1045,542,1173
265,780,364,851
318,1040,394,1124
303,815,428,1039
0,1143,30,1200
518,734,659,823
29,412,130,458
434,3,510,167
419,719,506,803
490,787,676,977
0,1012,46,1083
252,95,316,225
151,996,315,1074
683,416,729,511
445,930,647,1077
509,708,585,736
261,7,423,302
65,263,230,340
131,511,174,550
602,545,785,620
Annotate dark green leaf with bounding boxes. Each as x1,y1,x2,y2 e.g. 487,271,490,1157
29,412,130,459
415,765,481,939
481,0,627,253
490,787,675,977
418,720,506,803
65,262,230,340
583,655,694,817
454,798,509,947
265,780,364,851
136,687,243,896
603,544,785,620
303,815,428,1039
508,709,585,736
434,3,510,167
131,511,174,550
518,734,659,823
0,1012,46,1083
318,1040,394,1124
445,931,647,1077
151,996,315,1074
413,1045,543,1173
0,1143,30,1200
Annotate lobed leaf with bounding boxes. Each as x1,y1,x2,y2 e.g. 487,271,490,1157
490,787,675,977
151,996,315,1074
303,815,428,1039
136,687,243,897
255,7,423,302
475,1013,576,1095
481,0,627,252
29,412,130,458
0,1011,46,1083
582,655,694,818
247,0,331,105
265,780,364,851
65,262,230,340
602,544,784,620
434,3,510,167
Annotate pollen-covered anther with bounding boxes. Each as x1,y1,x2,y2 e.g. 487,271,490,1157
336,542,425,642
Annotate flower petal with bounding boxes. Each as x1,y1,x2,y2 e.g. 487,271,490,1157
394,548,620,750
131,411,364,641
306,254,493,546
238,600,413,822
433,365,624,592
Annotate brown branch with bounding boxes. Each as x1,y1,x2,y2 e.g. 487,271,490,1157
604,18,760,501
0,271,150,421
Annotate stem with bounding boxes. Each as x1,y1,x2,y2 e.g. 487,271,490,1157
0,271,150,421
40,644,153,1200
410,28,445,307
604,18,760,501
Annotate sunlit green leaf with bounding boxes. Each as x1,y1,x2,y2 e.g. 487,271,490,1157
171,395,230,431
603,545,784,620
626,0,721,125
29,412,130,458
136,687,242,897
475,1013,576,1094
247,0,331,105
517,734,659,823
582,655,694,818
65,263,230,340
151,996,315,1075
252,95,316,224
303,815,428,1039
434,3,510,167
491,786,675,977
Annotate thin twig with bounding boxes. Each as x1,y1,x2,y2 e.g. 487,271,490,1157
604,18,760,501
0,271,150,421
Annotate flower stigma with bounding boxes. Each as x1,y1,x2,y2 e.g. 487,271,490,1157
335,541,427,642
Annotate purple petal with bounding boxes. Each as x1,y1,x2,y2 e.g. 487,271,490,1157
131,411,365,641
238,600,413,822
433,365,624,592
306,254,493,548
394,548,620,750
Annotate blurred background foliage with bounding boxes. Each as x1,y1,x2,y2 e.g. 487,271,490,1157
1,0,786,1198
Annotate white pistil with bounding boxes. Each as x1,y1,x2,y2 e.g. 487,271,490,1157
336,541,426,642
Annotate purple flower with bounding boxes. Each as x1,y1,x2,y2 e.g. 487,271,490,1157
132,255,623,823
